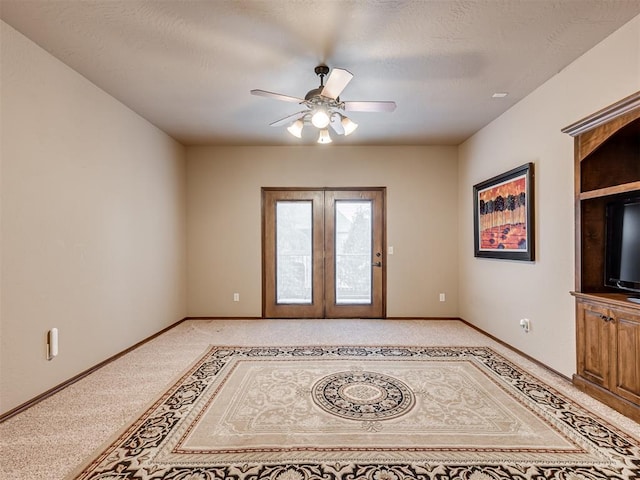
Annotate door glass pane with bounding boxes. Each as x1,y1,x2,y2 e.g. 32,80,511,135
335,200,372,304
276,201,312,304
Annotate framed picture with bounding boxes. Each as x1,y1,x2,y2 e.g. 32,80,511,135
473,162,535,261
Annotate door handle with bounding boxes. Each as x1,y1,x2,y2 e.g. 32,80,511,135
372,261,382,267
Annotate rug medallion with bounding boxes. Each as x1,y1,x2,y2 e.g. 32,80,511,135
67,346,640,480
311,370,415,420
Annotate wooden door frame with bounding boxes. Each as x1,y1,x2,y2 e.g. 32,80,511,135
262,187,386,319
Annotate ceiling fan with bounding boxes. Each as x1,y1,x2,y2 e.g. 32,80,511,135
250,65,396,143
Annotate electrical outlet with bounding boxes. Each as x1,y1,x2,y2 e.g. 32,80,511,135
439,293,445,302
233,293,240,302
519,318,531,333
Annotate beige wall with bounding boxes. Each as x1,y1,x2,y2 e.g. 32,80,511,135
187,146,458,318
458,15,640,378
0,22,187,414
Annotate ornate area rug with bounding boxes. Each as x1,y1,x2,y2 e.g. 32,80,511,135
68,346,640,480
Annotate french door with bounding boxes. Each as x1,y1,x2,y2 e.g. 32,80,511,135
262,188,385,318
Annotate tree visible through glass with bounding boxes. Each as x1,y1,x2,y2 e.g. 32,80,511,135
276,201,312,304
335,201,372,304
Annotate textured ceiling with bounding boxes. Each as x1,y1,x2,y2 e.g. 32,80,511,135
1,1,639,146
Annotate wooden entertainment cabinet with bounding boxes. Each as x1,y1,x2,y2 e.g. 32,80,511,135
562,91,640,422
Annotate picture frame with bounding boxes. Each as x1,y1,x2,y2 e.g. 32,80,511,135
473,162,535,261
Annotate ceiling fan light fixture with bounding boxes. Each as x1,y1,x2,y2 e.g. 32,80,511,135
341,115,358,136
317,129,332,144
311,109,330,128
252,65,396,143
287,119,304,138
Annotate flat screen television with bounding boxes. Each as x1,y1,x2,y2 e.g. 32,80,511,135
605,197,640,303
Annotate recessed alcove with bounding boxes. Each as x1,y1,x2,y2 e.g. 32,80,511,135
563,91,640,422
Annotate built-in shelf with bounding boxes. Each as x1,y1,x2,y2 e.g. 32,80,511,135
571,291,640,310
579,181,640,200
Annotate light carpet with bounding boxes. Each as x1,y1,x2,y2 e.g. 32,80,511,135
67,345,639,480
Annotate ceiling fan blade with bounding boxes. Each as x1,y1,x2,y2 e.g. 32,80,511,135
321,68,353,100
251,89,305,103
343,101,397,112
269,110,308,127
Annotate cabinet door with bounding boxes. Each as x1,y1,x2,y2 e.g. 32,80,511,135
611,309,640,405
576,301,613,388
